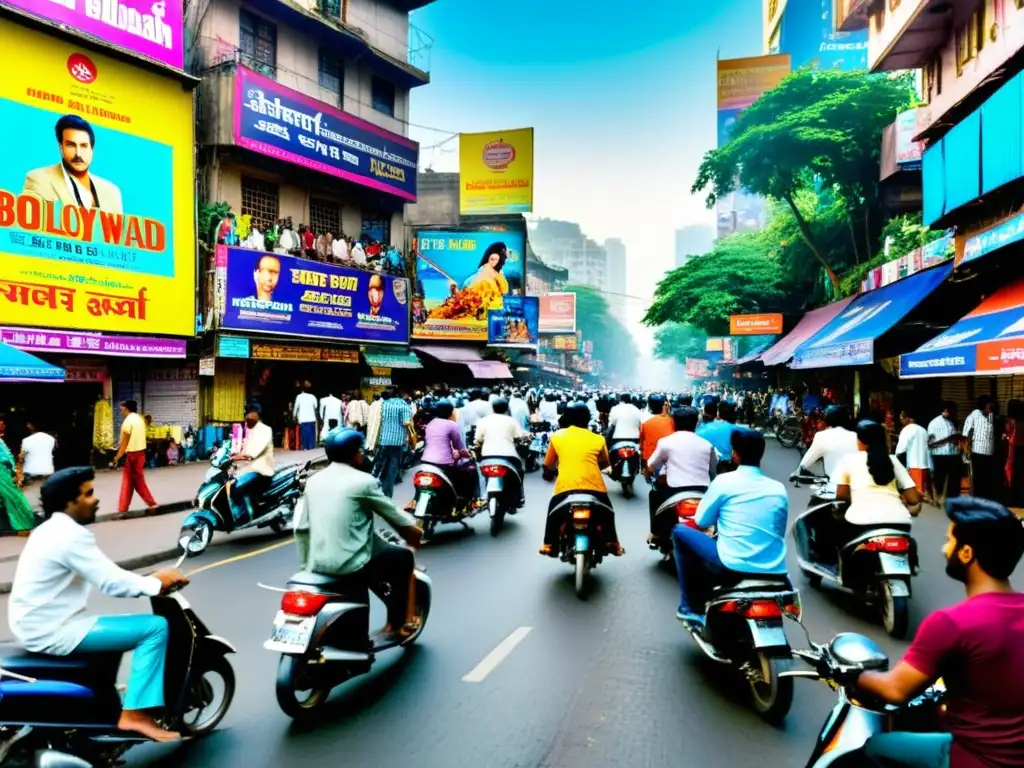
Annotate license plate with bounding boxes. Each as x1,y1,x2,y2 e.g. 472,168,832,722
414,494,431,519
575,534,589,552
621,465,632,478
486,477,502,493
265,611,314,653
878,553,910,575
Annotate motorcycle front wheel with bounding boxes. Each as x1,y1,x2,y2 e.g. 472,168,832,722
180,519,214,555
276,655,331,720
179,655,236,736
777,427,801,449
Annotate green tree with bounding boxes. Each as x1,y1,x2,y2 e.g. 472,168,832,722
692,69,916,287
653,322,708,365
566,284,638,378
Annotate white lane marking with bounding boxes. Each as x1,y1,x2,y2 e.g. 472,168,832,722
462,626,533,683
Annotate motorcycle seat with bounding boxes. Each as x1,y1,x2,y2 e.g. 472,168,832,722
285,571,369,599
711,573,793,594
0,644,122,686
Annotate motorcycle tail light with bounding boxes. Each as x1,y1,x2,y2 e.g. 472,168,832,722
618,448,637,458
675,499,699,518
481,465,508,478
414,472,442,488
718,599,783,620
860,536,910,554
281,591,329,616
572,507,591,520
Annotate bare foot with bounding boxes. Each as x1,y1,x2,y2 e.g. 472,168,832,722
118,710,181,742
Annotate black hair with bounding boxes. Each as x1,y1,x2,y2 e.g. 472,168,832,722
731,428,765,467
856,420,895,486
941,400,957,417
672,406,699,432
824,405,847,428
381,390,393,400
479,242,508,271
648,394,666,413
564,401,591,428
434,400,454,419
619,392,631,404
901,405,918,421
946,497,1024,579
55,114,95,146
977,395,994,410
492,398,509,415
40,466,94,519
718,402,737,424
122,399,138,413
678,395,693,407
702,400,717,417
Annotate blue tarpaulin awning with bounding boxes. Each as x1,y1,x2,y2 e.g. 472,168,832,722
791,263,953,370
0,343,64,382
900,277,1024,378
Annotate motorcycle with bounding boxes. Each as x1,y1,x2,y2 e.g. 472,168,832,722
261,528,431,720
408,460,480,540
479,453,525,537
179,443,311,555
776,411,803,450
648,488,705,559
783,632,946,766
524,423,550,473
0,533,235,767
548,491,615,599
609,441,640,498
791,474,916,638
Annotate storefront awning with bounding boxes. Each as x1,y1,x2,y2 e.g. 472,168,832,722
726,340,775,366
0,343,65,382
758,297,855,367
467,361,514,380
900,278,1024,378
791,263,953,370
362,346,422,369
413,346,484,364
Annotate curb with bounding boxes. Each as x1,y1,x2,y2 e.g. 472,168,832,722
0,547,182,595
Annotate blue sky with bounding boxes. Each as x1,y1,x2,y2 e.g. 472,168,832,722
408,0,762,334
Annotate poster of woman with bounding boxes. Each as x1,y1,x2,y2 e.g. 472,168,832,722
412,229,525,341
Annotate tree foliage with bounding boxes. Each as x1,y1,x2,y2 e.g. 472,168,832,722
653,323,707,365
565,284,638,378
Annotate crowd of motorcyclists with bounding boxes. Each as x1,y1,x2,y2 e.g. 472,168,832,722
3,383,1023,768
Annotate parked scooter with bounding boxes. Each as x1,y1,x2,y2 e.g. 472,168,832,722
790,473,916,638
0,533,235,767
648,488,705,559
783,632,946,766
179,443,311,555
479,454,525,537
409,461,480,539
609,440,640,498
547,491,616,598
261,528,431,720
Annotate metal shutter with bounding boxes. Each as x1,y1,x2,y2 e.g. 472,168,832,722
144,365,199,428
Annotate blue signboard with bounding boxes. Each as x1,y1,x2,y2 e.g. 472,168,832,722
780,0,868,71
235,66,419,201
220,248,410,345
217,336,251,358
962,212,1024,265
488,295,539,349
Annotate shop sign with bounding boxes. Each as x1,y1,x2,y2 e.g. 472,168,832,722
199,356,215,376
962,213,1024,266
729,313,783,335
217,336,251,358
62,359,107,382
550,334,578,352
364,365,392,387
459,128,534,215
0,328,186,357
251,343,359,363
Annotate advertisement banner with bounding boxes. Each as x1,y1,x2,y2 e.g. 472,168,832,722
550,334,579,352
250,343,359,363
412,229,526,341
538,292,577,334
488,295,539,349
779,0,868,71
686,358,712,377
0,327,186,357
459,128,534,215
0,28,195,336
235,67,419,202
895,109,925,171
6,0,184,70
962,212,1024,267
219,247,410,345
730,313,783,335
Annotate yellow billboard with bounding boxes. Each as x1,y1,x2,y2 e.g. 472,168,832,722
0,25,196,336
717,54,791,112
459,128,534,216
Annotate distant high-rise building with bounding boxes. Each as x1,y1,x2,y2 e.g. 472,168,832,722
604,238,627,323
529,219,609,292
674,225,715,269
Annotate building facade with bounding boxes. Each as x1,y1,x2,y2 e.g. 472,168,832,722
530,219,609,292
763,0,868,69
674,225,715,269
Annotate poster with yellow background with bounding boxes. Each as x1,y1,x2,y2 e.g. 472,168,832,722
459,128,534,216
0,25,196,336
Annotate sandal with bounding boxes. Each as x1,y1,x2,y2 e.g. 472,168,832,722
606,543,626,556
538,544,555,557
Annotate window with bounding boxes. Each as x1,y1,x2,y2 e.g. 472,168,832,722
360,211,390,244
240,9,276,76
371,76,396,117
240,176,279,230
318,49,343,101
309,198,341,238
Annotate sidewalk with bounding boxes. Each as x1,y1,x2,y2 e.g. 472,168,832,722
0,448,326,592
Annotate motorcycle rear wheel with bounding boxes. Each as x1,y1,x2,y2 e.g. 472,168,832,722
489,497,505,537
882,581,910,639
179,655,236,736
777,428,801,449
574,553,589,599
276,655,331,720
621,479,634,499
748,653,793,725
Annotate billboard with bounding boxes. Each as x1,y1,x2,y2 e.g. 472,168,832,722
0,28,195,336
218,247,410,345
780,0,868,71
488,295,539,350
5,0,184,70
550,334,579,352
730,313,783,335
538,292,577,334
412,230,525,341
459,128,534,215
1,327,185,357
235,67,419,202
717,55,791,239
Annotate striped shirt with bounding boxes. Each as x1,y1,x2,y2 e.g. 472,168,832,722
379,398,412,447
927,415,960,457
963,409,994,456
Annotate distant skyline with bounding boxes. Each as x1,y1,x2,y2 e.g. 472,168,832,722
408,0,763,339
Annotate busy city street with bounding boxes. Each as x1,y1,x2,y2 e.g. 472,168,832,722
1,440,1002,768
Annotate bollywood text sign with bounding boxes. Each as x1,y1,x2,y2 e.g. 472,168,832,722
412,229,526,341
0,327,185,357
0,28,195,336
235,67,418,201
488,295,539,350
219,247,410,345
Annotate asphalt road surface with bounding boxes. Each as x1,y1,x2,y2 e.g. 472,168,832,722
3,442,1009,768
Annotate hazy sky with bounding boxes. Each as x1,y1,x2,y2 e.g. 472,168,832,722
407,0,762,335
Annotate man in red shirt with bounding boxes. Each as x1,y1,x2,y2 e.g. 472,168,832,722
856,496,1024,768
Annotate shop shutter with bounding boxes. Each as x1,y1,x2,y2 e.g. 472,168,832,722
113,379,143,438
208,360,246,424
995,375,1024,403
144,366,199,428
941,377,973,421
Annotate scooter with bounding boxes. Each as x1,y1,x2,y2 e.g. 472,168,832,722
0,533,235,767
408,461,480,540
784,632,946,766
648,488,705,559
609,440,640,498
479,454,525,537
179,443,311,555
791,474,916,638
261,528,431,720
548,490,615,599
524,423,549,473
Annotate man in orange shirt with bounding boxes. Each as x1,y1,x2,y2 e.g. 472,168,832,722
641,393,674,525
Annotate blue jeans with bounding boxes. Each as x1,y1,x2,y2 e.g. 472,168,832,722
672,524,725,614
75,615,169,710
377,445,404,498
864,732,952,768
299,421,317,451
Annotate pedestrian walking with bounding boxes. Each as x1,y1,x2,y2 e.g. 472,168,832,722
0,415,35,533
376,390,413,498
111,400,157,516
963,396,997,500
293,382,318,451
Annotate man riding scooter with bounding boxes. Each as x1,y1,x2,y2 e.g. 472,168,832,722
474,396,529,507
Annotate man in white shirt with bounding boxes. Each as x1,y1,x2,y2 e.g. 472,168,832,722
797,406,858,479
509,389,531,430
460,390,493,440
963,395,997,500
293,382,319,451
474,398,529,464
928,401,963,504
538,393,560,428
346,393,369,432
19,420,55,487
895,408,934,501
9,467,187,742
232,407,275,522
608,393,643,444
319,391,343,441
